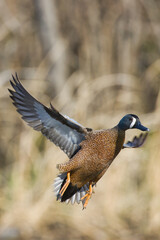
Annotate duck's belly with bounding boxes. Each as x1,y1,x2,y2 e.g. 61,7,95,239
70,130,124,187
71,150,114,187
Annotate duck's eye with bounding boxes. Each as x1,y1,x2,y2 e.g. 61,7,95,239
129,118,132,122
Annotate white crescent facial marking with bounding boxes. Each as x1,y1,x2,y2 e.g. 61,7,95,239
130,117,136,129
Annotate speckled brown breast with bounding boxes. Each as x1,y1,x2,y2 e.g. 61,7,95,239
70,126,125,188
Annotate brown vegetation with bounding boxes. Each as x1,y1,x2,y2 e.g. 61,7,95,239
0,0,160,239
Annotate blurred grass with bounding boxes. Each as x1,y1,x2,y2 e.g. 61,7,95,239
0,0,160,239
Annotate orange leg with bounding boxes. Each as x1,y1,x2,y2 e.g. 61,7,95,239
81,183,93,209
59,172,70,197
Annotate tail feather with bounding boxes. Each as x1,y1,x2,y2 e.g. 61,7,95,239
53,173,89,205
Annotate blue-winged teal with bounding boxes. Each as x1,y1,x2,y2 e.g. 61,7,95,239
9,74,149,209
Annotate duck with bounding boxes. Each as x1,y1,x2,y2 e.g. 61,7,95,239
8,73,149,209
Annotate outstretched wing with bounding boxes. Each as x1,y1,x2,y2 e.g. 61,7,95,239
123,133,148,148
9,73,89,158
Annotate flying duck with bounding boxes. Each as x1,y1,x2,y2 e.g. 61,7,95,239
8,73,149,209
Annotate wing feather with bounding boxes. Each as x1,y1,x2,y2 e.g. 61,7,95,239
123,133,148,148
9,73,88,158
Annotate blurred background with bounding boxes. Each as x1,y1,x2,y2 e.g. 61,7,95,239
0,0,160,239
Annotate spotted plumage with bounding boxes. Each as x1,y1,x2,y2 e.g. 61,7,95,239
9,73,149,208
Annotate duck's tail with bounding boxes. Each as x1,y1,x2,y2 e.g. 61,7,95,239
53,173,89,205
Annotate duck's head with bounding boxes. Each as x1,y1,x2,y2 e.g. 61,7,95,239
118,114,149,131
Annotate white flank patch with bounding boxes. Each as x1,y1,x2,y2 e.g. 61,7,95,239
130,117,136,128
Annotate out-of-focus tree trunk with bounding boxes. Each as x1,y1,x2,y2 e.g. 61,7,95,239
112,0,141,73
33,0,68,98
